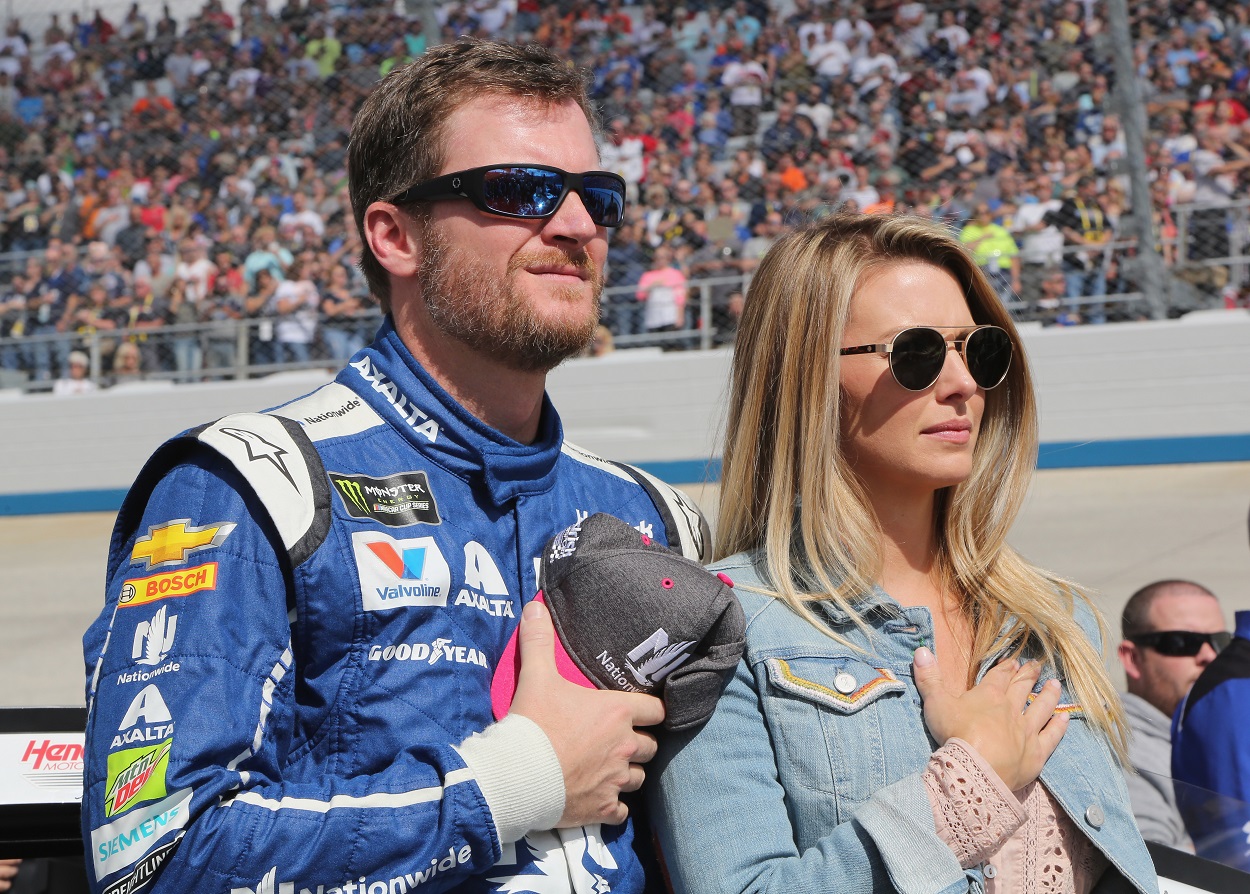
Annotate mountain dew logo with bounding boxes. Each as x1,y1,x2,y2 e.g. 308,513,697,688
105,738,173,817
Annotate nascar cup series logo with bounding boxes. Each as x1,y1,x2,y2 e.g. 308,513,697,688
351,531,451,611
330,470,442,528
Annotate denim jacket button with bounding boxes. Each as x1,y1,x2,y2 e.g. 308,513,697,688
983,863,997,879
1085,804,1105,829
833,672,857,694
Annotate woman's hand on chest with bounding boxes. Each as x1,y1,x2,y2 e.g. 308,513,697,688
913,648,1070,791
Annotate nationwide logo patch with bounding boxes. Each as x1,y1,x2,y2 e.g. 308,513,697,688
105,739,172,817
130,521,235,569
131,605,177,666
351,531,451,611
120,562,218,609
330,470,441,527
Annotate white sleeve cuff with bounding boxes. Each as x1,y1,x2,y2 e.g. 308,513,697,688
455,714,566,844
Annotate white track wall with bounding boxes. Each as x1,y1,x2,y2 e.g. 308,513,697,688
2,310,1248,515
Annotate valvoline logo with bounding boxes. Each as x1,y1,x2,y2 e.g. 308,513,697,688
367,541,429,579
351,532,450,611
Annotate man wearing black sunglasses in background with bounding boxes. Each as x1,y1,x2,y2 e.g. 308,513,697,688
81,40,708,894
1117,580,1228,851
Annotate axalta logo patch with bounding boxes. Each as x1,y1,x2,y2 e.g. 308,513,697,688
350,356,441,443
452,541,514,619
105,738,172,817
112,685,175,750
130,521,235,569
330,470,442,528
120,562,217,609
352,532,450,611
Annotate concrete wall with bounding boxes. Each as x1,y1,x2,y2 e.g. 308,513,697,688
2,310,1249,515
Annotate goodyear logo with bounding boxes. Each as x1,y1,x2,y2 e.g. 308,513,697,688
130,520,236,569
120,562,218,608
105,739,172,817
330,470,441,528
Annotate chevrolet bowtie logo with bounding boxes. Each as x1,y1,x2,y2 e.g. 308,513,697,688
131,519,238,569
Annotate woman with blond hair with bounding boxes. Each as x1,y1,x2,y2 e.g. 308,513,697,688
651,214,1155,893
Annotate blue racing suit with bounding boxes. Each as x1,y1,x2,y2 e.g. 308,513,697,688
1172,610,1250,870
81,318,709,894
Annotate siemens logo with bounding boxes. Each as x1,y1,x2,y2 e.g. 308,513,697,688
90,789,192,880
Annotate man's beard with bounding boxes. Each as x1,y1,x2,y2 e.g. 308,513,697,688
420,222,602,374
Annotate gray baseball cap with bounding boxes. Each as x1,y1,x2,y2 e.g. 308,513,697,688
491,513,746,731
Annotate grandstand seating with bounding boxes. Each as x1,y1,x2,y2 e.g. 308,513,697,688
0,0,1248,390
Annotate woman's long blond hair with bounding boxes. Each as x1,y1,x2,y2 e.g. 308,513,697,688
718,213,1127,760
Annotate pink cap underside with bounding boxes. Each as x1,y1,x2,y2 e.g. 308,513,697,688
490,591,597,721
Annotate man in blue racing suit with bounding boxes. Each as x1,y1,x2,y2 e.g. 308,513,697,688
81,40,709,894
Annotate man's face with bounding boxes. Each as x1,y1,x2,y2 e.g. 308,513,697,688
414,96,607,374
1122,590,1227,718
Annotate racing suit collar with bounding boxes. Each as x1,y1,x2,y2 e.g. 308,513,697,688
340,317,564,507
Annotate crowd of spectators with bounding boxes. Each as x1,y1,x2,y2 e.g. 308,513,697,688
0,0,1249,387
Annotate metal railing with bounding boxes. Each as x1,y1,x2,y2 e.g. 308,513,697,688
0,244,1239,395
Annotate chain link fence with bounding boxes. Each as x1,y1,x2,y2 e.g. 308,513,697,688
0,0,1248,392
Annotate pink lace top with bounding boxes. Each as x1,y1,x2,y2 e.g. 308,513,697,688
924,738,1109,893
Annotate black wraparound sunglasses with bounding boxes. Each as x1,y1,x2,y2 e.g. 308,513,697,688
390,164,628,228
839,325,1013,391
1129,630,1232,657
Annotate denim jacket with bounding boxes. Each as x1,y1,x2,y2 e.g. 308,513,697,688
650,550,1158,894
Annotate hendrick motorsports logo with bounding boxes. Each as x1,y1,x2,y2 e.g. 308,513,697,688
330,470,441,528
22,739,84,772
20,738,85,797
351,532,451,611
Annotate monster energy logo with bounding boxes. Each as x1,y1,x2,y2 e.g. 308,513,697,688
329,471,442,527
335,478,371,514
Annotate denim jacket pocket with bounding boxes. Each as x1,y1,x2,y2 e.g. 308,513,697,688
765,657,908,714
760,655,919,810
1028,665,1086,721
